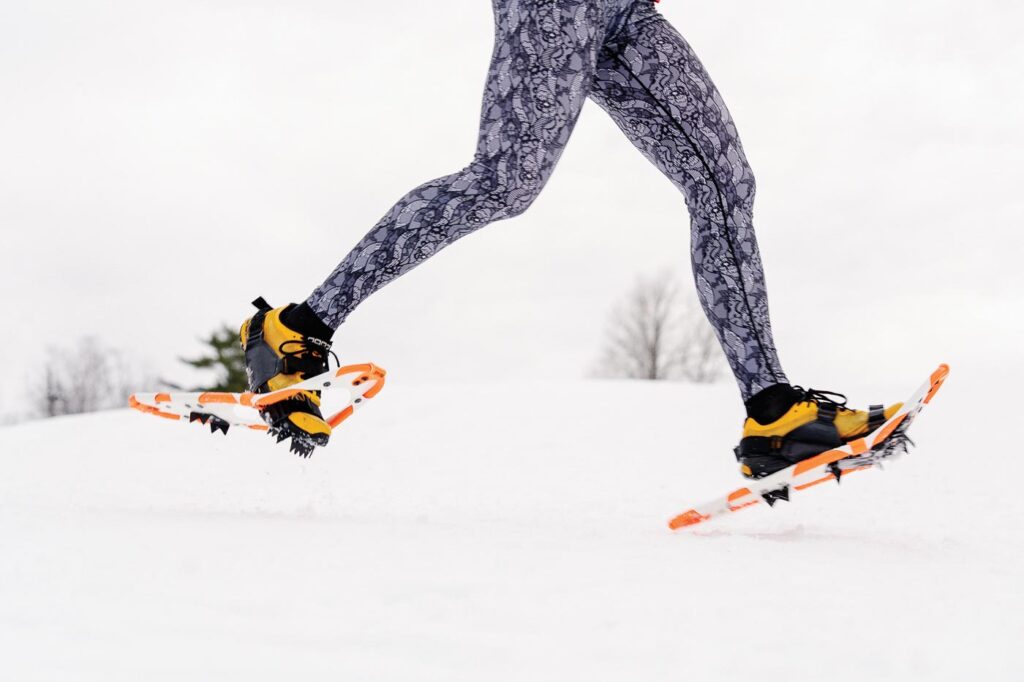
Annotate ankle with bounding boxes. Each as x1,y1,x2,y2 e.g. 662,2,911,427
284,302,335,341
745,383,802,424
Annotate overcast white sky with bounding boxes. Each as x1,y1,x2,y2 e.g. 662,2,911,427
2,0,1022,419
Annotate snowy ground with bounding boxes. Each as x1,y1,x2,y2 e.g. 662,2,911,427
1,371,1021,681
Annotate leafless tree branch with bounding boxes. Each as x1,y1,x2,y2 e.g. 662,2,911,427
594,271,726,383
30,337,144,418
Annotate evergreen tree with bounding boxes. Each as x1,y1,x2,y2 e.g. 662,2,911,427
180,325,248,392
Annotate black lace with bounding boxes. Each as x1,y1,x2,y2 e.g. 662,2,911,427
277,337,338,379
792,386,851,412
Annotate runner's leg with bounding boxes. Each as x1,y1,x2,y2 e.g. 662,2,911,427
590,2,787,399
307,1,605,329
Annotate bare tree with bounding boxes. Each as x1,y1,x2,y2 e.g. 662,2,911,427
30,337,138,418
595,271,725,383
597,272,678,380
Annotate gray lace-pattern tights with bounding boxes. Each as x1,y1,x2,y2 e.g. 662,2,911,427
307,0,787,399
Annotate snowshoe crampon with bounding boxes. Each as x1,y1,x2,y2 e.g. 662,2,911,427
129,363,386,454
668,364,949,531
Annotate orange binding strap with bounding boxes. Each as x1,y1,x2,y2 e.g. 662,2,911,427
793,446,842,476
252,389,304,408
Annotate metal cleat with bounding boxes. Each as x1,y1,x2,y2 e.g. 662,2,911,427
289,438,314,458
209,417,230,435
762,485,790,507
827,462,842,484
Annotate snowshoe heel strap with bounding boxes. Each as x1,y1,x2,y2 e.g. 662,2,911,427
867,404,886,432
243,303,279,392
251,296,273,313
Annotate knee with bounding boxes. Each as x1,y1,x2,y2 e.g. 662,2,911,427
689,156,756,227
501,185,543,219
465,154,550,221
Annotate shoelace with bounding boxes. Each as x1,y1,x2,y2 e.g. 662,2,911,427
792,386,851,412
277,337,339,379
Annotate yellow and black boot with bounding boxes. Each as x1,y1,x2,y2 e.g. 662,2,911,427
240,297,335,457
735,384,902,479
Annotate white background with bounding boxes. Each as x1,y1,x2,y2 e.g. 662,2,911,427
2,0,1022,413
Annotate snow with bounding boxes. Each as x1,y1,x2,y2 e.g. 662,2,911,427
1,373,1021,681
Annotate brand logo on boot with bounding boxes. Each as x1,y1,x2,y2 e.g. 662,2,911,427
305,337,331,350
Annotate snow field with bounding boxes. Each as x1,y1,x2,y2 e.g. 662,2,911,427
1,373,1020,681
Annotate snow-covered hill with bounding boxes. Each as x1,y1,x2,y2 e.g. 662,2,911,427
1,375,1020,681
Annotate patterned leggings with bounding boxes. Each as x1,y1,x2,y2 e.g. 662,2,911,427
307,0,788,399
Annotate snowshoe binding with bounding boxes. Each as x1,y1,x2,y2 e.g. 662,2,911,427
239,297,336,457
735,383,902,480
